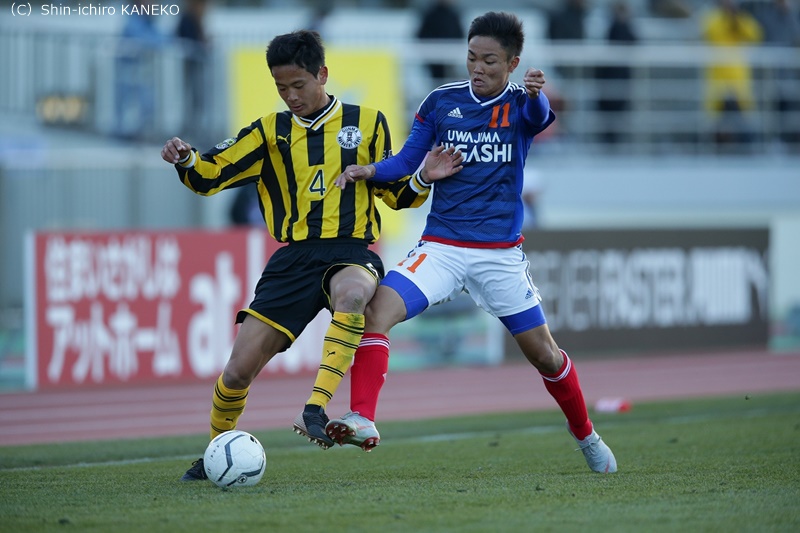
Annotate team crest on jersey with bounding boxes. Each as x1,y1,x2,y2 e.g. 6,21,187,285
337,126,362,149
215,138,236,150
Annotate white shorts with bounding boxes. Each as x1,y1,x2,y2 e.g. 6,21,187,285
385,240,543,320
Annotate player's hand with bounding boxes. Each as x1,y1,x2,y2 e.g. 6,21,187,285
161,137,192,164
523,68,545,99
420,145,464,183
335,164,375,189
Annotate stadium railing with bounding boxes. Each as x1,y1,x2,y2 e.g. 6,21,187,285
1,21,799,154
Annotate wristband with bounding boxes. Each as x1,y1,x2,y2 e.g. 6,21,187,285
410,170,432,193
177,150,196,168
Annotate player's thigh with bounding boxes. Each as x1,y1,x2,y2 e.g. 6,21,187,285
364,283,410,333
240,244,333,342
464,246,541,317
387,241,467,311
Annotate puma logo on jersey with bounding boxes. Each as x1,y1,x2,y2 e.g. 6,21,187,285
277,134,291,144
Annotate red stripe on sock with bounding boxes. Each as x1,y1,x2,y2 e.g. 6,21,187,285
350,333,389,421
540,350,593,440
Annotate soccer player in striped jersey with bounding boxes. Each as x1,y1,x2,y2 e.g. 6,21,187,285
327,12,617,473
161,30,463,481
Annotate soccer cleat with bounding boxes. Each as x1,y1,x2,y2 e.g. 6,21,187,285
180,458,208,481
325,411,381,452
293,404,334,449
568,426,617,473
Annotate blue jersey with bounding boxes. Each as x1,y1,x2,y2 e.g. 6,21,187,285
373,80,555,247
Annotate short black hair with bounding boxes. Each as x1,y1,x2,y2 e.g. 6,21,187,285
467,12,525,60
265,30,325,76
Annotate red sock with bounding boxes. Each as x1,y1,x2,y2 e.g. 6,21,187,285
540,350,593,440
349,333,389,421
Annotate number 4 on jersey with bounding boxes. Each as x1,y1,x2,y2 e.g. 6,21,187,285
309,169,326,196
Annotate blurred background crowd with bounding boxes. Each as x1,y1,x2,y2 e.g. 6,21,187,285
3,0,798,152
1,0,798,388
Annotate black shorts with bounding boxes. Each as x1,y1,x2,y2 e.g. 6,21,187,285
236,238,384,346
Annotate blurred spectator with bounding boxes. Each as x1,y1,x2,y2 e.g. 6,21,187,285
114,0,168,140
229,185,262,226
547,0,587,41
547,0,588,84
742,0,800,45
175,0,211,137
595,0,639,145
744,0,800,147
416,0,464,85
701,0,763,149
546,0,588,140
307,2,334,36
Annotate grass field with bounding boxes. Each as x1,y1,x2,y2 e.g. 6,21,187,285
1,392,798,532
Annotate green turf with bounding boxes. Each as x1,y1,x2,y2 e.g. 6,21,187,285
1,392,798,532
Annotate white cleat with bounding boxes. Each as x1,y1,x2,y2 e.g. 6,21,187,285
326,412,381,452
568,425,617,473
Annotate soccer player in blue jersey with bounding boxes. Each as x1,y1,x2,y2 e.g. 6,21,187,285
326,11,617,473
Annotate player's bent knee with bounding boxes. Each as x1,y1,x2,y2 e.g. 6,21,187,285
223,348,276,389
221,367,253,390
332,289,370,314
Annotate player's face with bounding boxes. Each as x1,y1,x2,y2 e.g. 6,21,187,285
466,36,520,98
271,64,330,117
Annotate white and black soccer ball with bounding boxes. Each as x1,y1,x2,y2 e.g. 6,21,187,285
203,430,266,488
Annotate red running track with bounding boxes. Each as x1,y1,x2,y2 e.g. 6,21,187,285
1,349,798,446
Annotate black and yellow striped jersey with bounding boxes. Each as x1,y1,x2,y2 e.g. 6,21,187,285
176,95,430,243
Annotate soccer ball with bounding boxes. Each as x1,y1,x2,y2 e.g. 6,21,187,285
203,430,266,488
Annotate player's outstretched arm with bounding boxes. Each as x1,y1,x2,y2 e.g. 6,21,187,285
161,137,193,164
419,145,463,183
334,146,462,189
335,164,376,189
